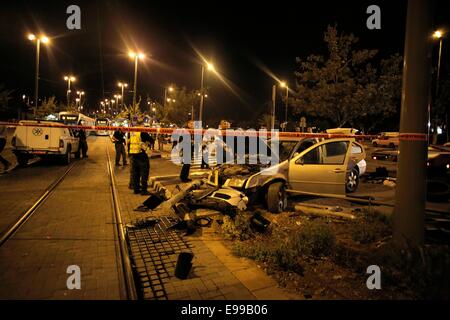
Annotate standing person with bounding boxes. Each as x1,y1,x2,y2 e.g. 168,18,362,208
179,135,194,182
129,128,153,195
76,121,88,158
0,124,11,172
112,127,127,166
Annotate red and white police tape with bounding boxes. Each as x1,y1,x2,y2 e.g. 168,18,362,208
0,121,428,141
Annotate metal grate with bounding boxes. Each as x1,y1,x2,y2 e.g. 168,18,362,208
126,216,192,300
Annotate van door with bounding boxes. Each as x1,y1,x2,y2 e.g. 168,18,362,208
27,125,52,150
288,139,352,195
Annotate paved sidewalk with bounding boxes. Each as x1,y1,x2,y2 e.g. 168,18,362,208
0,137,122,299
111,144,295,300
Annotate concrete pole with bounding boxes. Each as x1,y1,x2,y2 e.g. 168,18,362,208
394,0,434,246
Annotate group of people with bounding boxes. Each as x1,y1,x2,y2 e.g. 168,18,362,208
112,123,154,196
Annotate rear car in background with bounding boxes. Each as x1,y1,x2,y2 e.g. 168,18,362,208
372,132,399,148
11,120,79,166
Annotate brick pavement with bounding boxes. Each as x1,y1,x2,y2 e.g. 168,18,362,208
111,143,295,300
0,137,122,299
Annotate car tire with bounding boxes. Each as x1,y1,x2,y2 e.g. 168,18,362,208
426,179,450,202
62,145,71,165
267,182,287,213
372,142,378,147
346,168,359,193
16,154,29,167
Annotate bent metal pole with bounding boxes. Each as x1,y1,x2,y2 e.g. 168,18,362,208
394,0,433,246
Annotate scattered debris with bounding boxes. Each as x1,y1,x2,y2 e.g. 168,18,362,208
293,204,356,220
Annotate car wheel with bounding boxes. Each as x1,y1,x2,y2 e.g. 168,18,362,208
63,145,71,165
16,154,29,167
426,179,450,202
346,168,359,193
372,142,378,147
267,182,287,213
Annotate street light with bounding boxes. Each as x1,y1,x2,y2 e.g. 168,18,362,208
28,33,50,116
64,75,76,108
431,30,445,143
280,81,289,131
199,61,215,123
117,82,128,109
128,51,145,108
164,86,174,107
114,94,121,113
76,91,85,112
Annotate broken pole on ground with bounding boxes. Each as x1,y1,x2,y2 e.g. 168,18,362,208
394,0,433,246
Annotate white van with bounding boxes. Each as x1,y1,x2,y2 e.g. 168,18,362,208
11,120,79,166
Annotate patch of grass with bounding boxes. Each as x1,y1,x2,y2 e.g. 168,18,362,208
374,243,450,299
221,211,255,241
232,220,335,274
289,221,336,257
351,209,392,244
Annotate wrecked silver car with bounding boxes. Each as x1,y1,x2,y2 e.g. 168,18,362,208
212,137,367,213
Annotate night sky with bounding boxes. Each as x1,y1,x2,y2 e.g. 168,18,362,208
0,0,448,125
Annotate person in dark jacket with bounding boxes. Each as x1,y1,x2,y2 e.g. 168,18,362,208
76,121,88,158
112,127,127,166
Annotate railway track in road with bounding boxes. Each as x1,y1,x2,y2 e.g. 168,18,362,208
0,162,76,247
105,146,138,300
0,142,139,300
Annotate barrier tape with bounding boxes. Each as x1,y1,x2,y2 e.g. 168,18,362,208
0,121,428,141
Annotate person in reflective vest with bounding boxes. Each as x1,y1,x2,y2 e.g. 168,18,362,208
129,130,153,195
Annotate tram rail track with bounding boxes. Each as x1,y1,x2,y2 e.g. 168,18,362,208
0,162,76,247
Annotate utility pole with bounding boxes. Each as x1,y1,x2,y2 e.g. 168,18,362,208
394,0,433,246
199,65,205,123
271,85,276,130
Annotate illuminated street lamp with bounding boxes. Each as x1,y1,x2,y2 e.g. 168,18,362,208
128,51,145,108
164,86,174,107
430,30,446,142
199,62,215,123
114,94,121,113
117,82,128,109
76,91,85,112
280,81,289,131
64,75,76,108
28,33,50,116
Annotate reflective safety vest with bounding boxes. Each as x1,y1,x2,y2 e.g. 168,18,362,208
129,132,142,154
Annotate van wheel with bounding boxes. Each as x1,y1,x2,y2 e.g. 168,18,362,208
63,145,71,165
267,182,287,213
16,154,29,167
346,168,359,193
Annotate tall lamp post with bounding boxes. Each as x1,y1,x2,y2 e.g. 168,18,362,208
432,30,445,142
28,34,49,116
64,75,76,108
199,62,215,123
114,94,121,114
117,82,128,109
280,81,289,131
164,86,174,107
76,91,85,112
128,51,145,108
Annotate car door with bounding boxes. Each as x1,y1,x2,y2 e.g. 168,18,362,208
287,139,352,195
